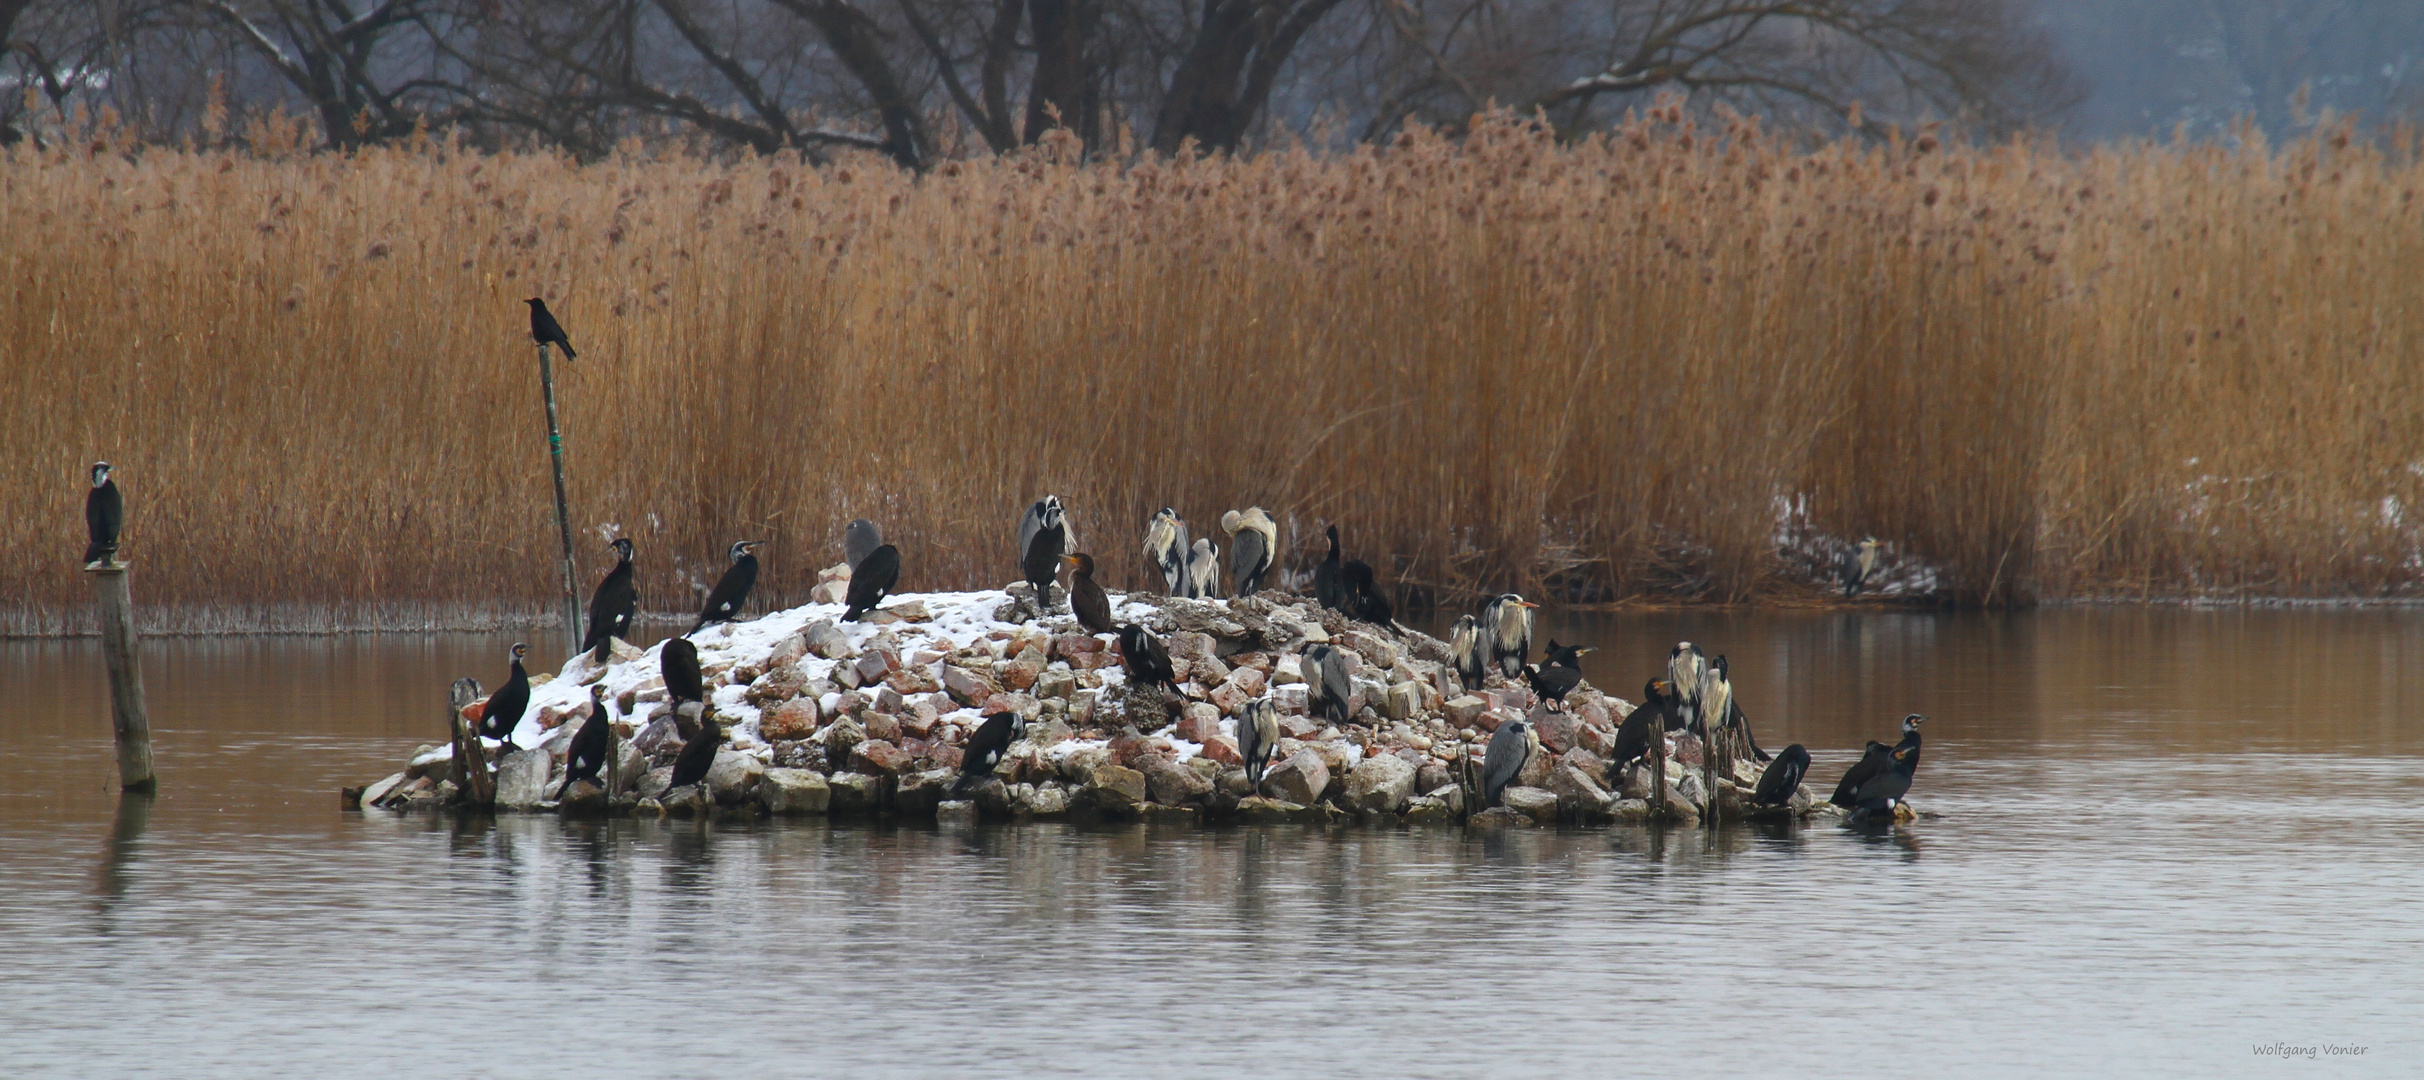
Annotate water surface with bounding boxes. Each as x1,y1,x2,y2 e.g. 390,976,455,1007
4,609,2419,1077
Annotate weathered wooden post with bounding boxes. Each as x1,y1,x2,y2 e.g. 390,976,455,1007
1649,709,1669,822
537,340,582,660
1700,709,1720,829
448,677,495,808
88,566,155,793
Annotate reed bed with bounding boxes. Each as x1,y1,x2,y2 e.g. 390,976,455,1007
6,113,2422,634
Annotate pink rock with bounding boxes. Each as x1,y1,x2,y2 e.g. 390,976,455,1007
1229,666,1268,697
1199,736,1243,766
851,739,914,776
1174,703,1221,744
760,699,819,741
864,713,902,744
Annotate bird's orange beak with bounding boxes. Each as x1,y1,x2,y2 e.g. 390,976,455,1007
1519,600,1539,609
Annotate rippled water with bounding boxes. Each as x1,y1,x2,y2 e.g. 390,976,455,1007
5,608,2421,1076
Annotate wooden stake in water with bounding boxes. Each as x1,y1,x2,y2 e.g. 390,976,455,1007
1650,706,1669,822
537,341,582,660
448,677,494,808
88,566,156,793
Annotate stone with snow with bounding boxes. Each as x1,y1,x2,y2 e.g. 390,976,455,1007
760,698,819,741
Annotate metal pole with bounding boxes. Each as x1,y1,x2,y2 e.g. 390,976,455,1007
538,341,581,659
89,566,156,793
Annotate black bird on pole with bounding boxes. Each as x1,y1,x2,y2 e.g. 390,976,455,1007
689,540,763,635
525,298,576,359
583,538,638,662
83,461,123,569
843,543,900,622
560,684,613,795
1609,678,1675,768
476,642,531,744
1062,554,1117,635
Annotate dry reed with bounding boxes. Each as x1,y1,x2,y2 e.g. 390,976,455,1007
6,113,2422,634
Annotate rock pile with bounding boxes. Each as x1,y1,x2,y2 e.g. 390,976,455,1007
347,575,1841,826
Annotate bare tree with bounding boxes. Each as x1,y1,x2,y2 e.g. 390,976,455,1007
177,0,472,147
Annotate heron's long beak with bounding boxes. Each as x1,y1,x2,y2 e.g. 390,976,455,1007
1519,600,1539,609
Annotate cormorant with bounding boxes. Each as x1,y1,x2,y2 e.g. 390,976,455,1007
1116,623,1178,696
1312,525,1347,611
1831,715,1922,808
476,642,531,743
1448,615,1486,691
1481,717,1538,807
689,540,763,634
561,684,613,794
1849,714,1926,812
1841,537,1880,597
1609,678,1674,767
1018,496,1071,612
1062,554,1117,635
1483,594,1537,679
953,707,1025,795
1667,642,1707,737
582,537,637,662
1522,657,1588,709
83,461,122,569
666,713,723,795
1708,655,1771,763
1144,508,1188,595
662,636,704,708
1185,538,1221,599
1342,559,1394,626
1302,644,1355,727
844,519,883,571
843,543,900,621
525,297,576,359
1238,698,1280,795
1541,639,1592,670
1751,744,1810,807
1220,507,1276,597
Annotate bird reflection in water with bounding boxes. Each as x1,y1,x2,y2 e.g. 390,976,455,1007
663,820,716,896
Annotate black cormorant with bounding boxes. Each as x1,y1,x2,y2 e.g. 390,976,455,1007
1238,698,1280,794
1342,559,1394,626
83,461,123,569
1609,678,1673,766
1144,508,1188,594
1221,507,1276,596
476,642,531,743
1483,594,1537,679
1062,554,1117,635
1751,744,1810,807
561,684,613,794
1116,624,1178,696
1522,662,1587,709
525,297,576,359
1830,741,1893,808
843,543,900,622
1481,717,1538,807
1302,644,1355,727
953,707,1025,795
1841,537,1880,597
1018,496,1071,612
666,713,723,795
689,540,763,634
1847,714,1925,812
662,636,704,708
844,518,883,571
1448,615,1485,691
1185,538,1221,599
583,537,638,662
1312,525,1347,611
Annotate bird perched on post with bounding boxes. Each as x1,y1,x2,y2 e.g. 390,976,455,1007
1481,717,1539,808
1312,525,1347,611
1751,744,1810,807
1143,508,1189,595
1302,644,1355,727
1220,507,1276,597
1666,642,1707,737
1061,554,1117,635
1018,496,1072,613
583,538,638,662
953,705,1025,796
1238,698,1280,796
1707,655,1771,763
1448,615,1485,691
844,519,884,571
1185,538,1221,599
476,642,531,744
1609,678,1677,769
1483,594,1538,679
689,540,763,634
82,461,122,569
1116,623,1178,697
525,298,576,359
560,684,614,796
1841,537,1880,597
1831,714,1924,808
666,713,724,798
1342,559,1394,626
843,543,900,622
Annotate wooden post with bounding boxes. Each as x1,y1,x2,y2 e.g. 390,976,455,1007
537,341,582,660
1700,699,1719,830
448,677,494,808
1650,710,1668,823
89,566,155,793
